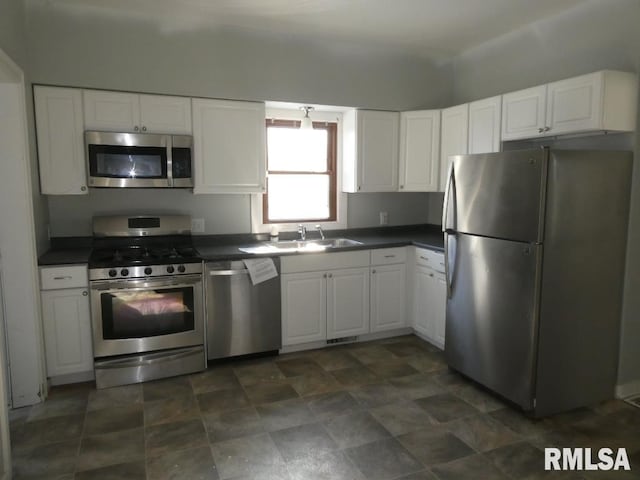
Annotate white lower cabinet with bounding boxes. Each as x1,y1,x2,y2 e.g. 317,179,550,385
326,268,370,339
412,248,446,349
40,265,93,378
370,263,407,333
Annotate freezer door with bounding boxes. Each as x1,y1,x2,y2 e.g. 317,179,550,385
443,149,546,243
445,233,541,410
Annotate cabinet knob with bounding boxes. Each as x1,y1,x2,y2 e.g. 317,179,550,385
80,186,87,192
358,186,361,191
82,291,88,296
134,126,139,131
372,269,376,274
544,126,551,132
323,273,327,278
538,127,544,133
400,185,404,189
328,273,333,278
142,126,147,132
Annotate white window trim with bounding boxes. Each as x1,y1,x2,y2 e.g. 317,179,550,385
250,107,347,234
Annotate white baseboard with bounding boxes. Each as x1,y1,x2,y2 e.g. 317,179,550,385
615,379,640,399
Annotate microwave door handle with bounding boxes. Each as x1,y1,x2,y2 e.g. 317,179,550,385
166,136,174,187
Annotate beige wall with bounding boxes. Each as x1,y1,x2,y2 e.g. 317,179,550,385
449,0,640,390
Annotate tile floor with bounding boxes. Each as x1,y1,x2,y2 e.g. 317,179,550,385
8,335,640,479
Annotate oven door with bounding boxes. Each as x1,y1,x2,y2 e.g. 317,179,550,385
90,274,203,357
86,131,171,188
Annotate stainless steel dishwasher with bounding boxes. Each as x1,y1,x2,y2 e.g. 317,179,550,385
205,258,281,360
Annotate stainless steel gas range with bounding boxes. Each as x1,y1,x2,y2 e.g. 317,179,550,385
88,215,205,389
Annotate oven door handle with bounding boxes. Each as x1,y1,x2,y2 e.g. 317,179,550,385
90,274,202,291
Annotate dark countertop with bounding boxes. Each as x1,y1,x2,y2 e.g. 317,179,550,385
38,224,444,265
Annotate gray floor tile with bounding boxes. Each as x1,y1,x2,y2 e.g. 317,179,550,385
311,349,363,371
84,403,143,435
288,371,342,397
286,450,365,480
383,341,433,358
87,384,143,411
305,391,362,420
485,440,545,478
397,427,475,466
415,393,479,423
369,400,436,436
445,413,521,452
489,407,553,437
203,407,265,442
77,427,145,472
365,360,419,380
233,360,285,386
431,453,509,479
210,432,284,479
243,381,300,405
145,418,208,457
349,381,406,408
347,345,399,365
26,394,87,422
12,439,79,478
323,411,390,449
144,393,200,427
270,422,338,461
11,413,85,450
388,373,444,400
75,460,146,480
256,398,316,432
275,357,325,377
197,388,250,414
394,470,439,480
190,367,242,394
449,383,505,413
345,437,424,480
330,366,379,387
143,375,194,401
147,445,219,479
405,353,448,374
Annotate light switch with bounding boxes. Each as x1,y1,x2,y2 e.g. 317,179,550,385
191,218,205,233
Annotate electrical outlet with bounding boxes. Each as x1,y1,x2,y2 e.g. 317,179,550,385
379,211,388,225
191,218,205,233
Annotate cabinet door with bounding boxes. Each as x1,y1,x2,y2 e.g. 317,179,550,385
281,272,326,345
412,265,431,336
371,264,406,332
546,72,602,135
139,94,192,134
399,110,440,192
501,85,547,141
433,272,446,349
326,267,370,339
40,288,93,377
357,110,399,192
192,98,266,194
34,86,87,195
439,104,469,191
83,90,140,132
468,96,502,154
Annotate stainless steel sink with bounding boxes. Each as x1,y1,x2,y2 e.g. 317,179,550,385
238,238,363,254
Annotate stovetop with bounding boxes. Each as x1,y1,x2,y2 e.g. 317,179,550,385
89,244,201,268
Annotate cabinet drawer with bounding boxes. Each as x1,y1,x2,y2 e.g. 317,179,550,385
371,247,407,265
40,265,88,290
281,250,370,274
415,248,445,273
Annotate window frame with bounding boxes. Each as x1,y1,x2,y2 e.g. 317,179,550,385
262,118,338,224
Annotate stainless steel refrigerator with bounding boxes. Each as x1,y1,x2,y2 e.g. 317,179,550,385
442,148,632,417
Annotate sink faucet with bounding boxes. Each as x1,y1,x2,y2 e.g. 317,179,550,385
297,224,307,241
316,225,325,240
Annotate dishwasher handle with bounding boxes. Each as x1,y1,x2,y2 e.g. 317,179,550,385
208,269,250,276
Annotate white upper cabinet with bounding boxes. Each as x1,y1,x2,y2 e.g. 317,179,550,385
468,96,502,154
83,90,192,134
398,110,440,192
34,86,88,195
343,109,399,192
439,104,469,191
502,71,637,141
192,98,266,194
501,85,547,141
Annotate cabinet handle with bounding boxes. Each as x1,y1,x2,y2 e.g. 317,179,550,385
429,273,434,277
419,256,428,261
384,255,395,258
357,186,361,191
328,273,333,278
53,276,72,280
544,126,551,132
142,126,147,132
82,291,88,296
372,269,376,274
538,127,544,133
323,273,327,278
134,126,139,131
80,186,87,192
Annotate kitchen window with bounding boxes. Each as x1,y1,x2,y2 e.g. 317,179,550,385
262,119,338,223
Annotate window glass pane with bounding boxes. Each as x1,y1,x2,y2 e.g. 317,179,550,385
267,127,328,172
268,174,330,221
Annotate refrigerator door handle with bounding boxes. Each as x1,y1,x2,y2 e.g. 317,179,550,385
444,231,453,299
442,161,455,232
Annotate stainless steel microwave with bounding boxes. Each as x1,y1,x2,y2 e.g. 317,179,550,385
85,131,193,188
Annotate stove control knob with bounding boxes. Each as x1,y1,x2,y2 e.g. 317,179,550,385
144,267,153,276
108,269,117,277
121,269,129,277
178,265,186,273
166,266,175,274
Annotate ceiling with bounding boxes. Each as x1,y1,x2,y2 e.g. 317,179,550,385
36,0,590,61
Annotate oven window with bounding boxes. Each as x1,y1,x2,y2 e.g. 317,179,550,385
101,287,195,339
89,145,168,179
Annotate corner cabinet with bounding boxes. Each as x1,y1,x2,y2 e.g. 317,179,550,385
192,98,267,194
439,104,469,191
468,96,502,154
83,90,192,134
343,110,399,192
502,70,637,141
39,265,93,380
34,86,88,195
398,110,440,192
